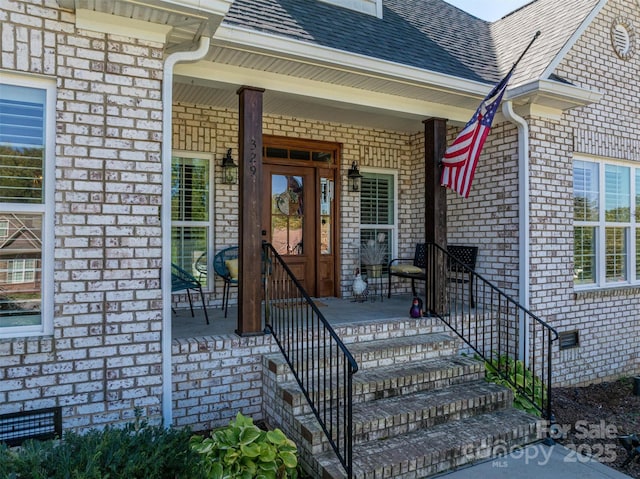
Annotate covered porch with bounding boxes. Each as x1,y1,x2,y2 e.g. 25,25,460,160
171,294,417,339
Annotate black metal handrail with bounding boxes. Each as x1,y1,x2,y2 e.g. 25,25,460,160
262,242,358,478
423,242,558,419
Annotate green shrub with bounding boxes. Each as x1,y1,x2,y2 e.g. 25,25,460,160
191,412,298,479
484,355,546,417
0,416,203,479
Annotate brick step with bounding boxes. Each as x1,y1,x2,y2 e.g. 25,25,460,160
264,332,460,381
298,380,514,455
275,355,483,415
316,408,540,479
332,316,449,342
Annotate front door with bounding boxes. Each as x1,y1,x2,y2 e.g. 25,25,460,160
261,138,339,297
263,164,315,293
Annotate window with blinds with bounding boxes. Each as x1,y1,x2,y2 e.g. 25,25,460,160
359,172,396,273
573,159,639,288
171,154,212,286
0,77,52,336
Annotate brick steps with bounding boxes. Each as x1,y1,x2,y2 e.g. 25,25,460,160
262,326,540,479
297,380,514,454
317,408,540,479
264,332,460,381
275,355,484,415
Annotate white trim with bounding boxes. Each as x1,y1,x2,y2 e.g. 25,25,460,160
540,0,609,79
0,72,55,339
507,78,604,110
318,0,382,18
213,25,493,97
161,37,211,428
176,62,478,124
157,0,233,17
76,9,172,43
170,150,215,291
573,155,640,291
359,168,399,261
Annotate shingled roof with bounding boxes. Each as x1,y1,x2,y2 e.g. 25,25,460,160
224,0,602,87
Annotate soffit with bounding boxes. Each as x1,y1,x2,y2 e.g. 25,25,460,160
56,0,232,47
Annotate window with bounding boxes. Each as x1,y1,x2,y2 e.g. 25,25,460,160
171,153,212,287
359,171,396,274
7,259,37,284
573,159,639,288
0,74,55,337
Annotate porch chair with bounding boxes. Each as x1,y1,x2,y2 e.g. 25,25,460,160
387,243,427,299
447,245,478,308
213,246,239,318
194,251,208,282
171,263,210,324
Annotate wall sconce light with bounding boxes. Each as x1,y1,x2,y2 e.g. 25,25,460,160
347,161,362,192
221,148,238,185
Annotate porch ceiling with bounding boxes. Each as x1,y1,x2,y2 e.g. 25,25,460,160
173,45,488,133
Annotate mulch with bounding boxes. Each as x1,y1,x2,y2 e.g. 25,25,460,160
552,377,640,478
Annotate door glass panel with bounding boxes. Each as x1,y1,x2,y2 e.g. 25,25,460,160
271,174,304,256
312,151,332,163
320,178,332,254
290,150,310,161
265,147,287,159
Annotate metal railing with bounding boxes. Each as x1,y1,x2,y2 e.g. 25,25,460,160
262,242,358,478
423,242,558,419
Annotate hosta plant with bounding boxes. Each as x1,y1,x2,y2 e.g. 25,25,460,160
190,413,299,479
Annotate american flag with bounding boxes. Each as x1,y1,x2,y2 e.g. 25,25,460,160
441,70,513,198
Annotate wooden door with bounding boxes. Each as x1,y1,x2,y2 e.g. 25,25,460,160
262,164,316,294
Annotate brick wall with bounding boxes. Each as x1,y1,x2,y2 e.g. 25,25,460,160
539,0,640,385
3,0,638,440
448,0,640,386
0,0,165,430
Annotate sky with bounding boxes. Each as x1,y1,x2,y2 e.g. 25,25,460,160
442,0,533,21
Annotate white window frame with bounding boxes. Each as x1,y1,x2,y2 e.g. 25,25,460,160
0,220,8,238
170,150,214,289
359,168,398,263
574,156,639,290
0,72,55,338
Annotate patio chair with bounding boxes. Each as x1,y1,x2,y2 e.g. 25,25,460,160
194,251,208,282
171,263,210,324
213,246,239,318
447,245,478,308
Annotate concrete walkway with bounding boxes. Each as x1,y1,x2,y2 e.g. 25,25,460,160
439,442,633,478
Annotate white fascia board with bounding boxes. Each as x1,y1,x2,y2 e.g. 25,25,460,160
76,9,172,43
506,78,603,116
175,61,475,123
213,25,492,98
157,0,234,17
541,0,608,79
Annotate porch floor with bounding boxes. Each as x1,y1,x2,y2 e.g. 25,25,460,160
171,294,417,339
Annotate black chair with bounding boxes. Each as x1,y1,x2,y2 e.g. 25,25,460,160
213,246,239,318
387,243,427,298
447,245,478,308
171,263,209,324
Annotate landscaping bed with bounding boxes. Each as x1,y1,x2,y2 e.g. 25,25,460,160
552,377,640,479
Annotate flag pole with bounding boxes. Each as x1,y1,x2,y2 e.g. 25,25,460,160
507,30,541,76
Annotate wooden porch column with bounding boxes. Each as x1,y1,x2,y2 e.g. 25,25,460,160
236,86,265,336
423,118,448,314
